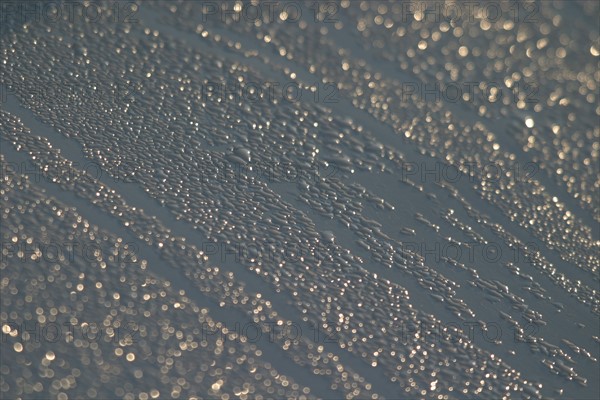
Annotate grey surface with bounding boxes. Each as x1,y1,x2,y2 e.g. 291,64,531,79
1,1,599,399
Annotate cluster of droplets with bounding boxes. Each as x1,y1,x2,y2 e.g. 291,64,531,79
1,0,598,398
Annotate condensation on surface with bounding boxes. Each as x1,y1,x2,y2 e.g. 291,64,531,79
1,1,598,399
